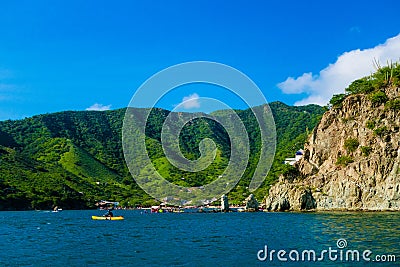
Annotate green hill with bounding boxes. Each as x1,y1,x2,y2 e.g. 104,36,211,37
0,102,325,210
59,140,122,183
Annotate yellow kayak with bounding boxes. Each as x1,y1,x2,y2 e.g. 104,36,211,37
91,216,124,220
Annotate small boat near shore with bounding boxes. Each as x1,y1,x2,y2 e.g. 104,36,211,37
91,216,124,221
52,206,63,213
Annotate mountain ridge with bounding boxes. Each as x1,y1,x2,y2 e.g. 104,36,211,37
0,101,325,210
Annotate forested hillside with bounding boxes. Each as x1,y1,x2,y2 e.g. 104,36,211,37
0,102,325,210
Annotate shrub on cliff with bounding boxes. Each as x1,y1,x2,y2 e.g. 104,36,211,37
370,62,400,89
344,138,359,153
336,156,354,166
374,126,388,137
346,77,374,94
360,146,372,156
334,61,400,107
281,164,300,181
369,91,388,105
329,94,346,108
365,120,376,130
385,99,400,110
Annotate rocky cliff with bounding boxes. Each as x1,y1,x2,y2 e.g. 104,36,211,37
266,85,400,211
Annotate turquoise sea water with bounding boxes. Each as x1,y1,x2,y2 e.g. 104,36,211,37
0,210,399,266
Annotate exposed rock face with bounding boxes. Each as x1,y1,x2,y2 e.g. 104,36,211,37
245,194,259,211
221,194,229,212
266,86,400,211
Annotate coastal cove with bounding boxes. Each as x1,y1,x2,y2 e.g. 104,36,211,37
1,210,398,266
2,3,400,267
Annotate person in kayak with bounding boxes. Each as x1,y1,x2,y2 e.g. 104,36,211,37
104,208,114,218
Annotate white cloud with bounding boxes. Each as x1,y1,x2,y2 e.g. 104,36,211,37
178,93,201,109
278,34,400,106
86,103,112,111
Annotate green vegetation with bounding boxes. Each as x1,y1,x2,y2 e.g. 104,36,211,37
370,60,400,88
374,126,388,137
360,146,372,157
5,59,398,210
280,164,300,181
345,77,375,94
0,102,325,210
336,156,354,166
385,99,400,110
344,138,359,153
365,120,376,130
329,61,400,107
341,116,354,123
59,142,122,183
369,91,388,105
329,94,346,108
346,61,400,94
246,102,325,202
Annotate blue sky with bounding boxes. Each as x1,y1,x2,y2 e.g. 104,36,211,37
1,0,400,120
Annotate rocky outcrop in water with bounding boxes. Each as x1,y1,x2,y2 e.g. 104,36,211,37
245,194,259,211
266,85,400,211
221,194,229,212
